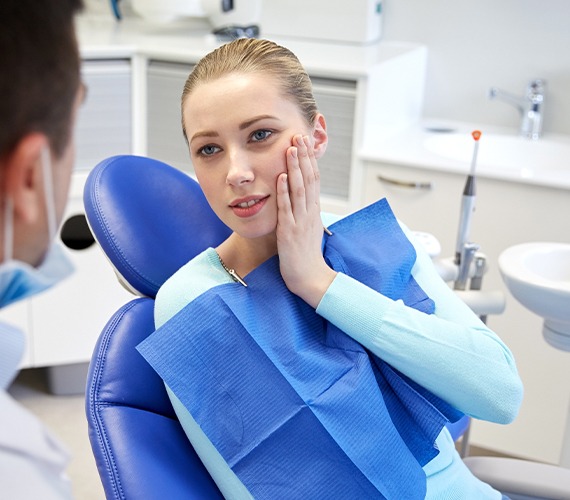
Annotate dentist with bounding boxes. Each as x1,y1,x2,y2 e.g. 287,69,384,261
0,1,85,498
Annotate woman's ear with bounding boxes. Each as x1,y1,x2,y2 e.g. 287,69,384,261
2,133,48,225
311,113,328,159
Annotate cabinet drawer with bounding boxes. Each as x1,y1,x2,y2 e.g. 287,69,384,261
76,59,132,170
363,162,464,254
147,61,194,172
312,78,357,200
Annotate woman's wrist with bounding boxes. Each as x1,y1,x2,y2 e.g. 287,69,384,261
292,266,338,309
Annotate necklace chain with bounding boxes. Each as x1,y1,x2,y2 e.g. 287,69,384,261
217,253,248,287
215,226,332,289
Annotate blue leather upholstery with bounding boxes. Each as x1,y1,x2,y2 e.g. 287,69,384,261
84,155,230,499
86,298,222,499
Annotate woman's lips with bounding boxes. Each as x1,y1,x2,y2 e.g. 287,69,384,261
230,196,269,218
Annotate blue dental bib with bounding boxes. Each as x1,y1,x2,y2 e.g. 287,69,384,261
138,198,463,499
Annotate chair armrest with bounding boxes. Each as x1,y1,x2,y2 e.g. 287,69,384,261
463,456,570,499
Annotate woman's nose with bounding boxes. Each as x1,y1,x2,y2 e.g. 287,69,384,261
226,150,254,186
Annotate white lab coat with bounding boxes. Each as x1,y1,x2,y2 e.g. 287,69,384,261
0,323,73,499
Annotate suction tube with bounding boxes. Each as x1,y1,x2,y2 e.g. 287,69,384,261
454,130,481,265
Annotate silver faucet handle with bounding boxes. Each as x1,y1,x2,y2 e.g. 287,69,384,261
526,79,546,101
489,79,545,139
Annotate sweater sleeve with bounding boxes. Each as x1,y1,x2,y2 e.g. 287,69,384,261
316,223,523,424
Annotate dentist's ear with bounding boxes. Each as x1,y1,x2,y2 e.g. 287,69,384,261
2,133,48,225
311,113,328,159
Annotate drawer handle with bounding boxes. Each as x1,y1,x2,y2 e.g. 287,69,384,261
377,174,433,190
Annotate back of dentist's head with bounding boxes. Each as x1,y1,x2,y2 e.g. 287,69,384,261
0,0,83,159
0,0,83,270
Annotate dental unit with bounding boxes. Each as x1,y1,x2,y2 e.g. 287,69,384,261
488,79,546,140
429,131,505,324
454,130,480,287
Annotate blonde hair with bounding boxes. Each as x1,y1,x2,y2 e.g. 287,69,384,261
181,38,318,139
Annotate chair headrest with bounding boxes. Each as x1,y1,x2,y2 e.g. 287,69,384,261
84,155,231,298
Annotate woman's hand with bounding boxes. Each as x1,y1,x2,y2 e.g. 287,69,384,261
276,134,337,308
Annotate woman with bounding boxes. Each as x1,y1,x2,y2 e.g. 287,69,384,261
140,38,523,499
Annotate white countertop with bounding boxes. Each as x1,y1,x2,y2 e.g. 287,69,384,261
77,15,422,79
360,120,570,191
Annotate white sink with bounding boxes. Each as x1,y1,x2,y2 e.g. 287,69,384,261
424,133,570,172
499,242,570,350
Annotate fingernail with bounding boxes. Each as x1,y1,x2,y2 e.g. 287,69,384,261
296,136,304,147
291,147,297,158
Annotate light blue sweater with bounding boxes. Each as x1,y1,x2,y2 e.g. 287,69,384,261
154,217,523,499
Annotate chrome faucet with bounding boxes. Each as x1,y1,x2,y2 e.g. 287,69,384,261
488,79,546,139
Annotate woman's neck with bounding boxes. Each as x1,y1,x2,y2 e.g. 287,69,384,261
216,232,277,278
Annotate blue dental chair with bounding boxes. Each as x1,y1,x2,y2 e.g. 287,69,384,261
84,155,570,499
84,155,230,498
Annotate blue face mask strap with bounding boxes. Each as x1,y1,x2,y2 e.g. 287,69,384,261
0,146,73,308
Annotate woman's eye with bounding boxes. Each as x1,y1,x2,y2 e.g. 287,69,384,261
251,129,273,142
198,144,221,157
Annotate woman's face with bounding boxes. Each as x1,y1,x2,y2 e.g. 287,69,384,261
183,72,323,242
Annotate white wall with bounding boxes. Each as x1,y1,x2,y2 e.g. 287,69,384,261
382,0,570,135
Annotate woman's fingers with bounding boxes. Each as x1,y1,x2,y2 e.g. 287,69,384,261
276,150,294,229
278,133,323,238
302,135,320,211
277,134,335,306
286,134,320,216
286,135,305,216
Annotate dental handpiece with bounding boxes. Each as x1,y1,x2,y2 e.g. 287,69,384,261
454,131,481,265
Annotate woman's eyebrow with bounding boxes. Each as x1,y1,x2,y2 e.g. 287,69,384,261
190,130,219,143
190,115,280,143
239,115,279,130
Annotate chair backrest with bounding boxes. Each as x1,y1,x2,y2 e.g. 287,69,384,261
84,155,230,499
83,155,231,297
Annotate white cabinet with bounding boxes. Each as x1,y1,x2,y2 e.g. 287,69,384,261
146,61,194,172
308,78,357,201
76,59,133,170
363,160,570,464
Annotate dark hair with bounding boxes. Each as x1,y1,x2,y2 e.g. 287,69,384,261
182,38,318,140
0,0,83,159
